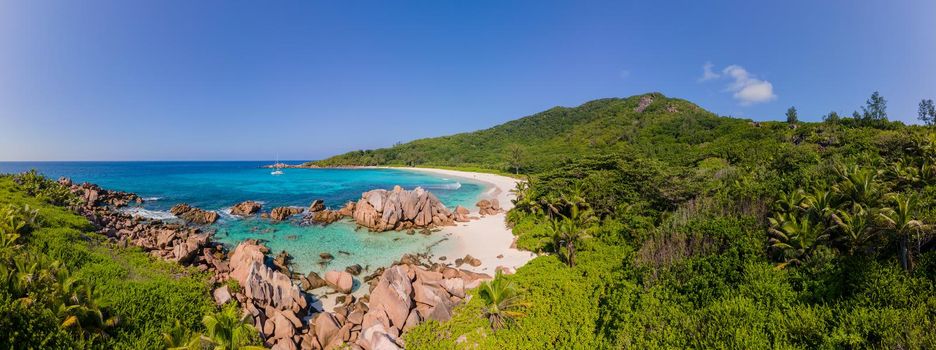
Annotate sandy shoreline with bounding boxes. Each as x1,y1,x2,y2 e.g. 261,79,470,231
388,167,536,275
311,166,536,311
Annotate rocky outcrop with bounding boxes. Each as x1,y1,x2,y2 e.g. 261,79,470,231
170,203,220,225
229,240,311,349
337,202,355,216
353,186,457,232
476,199,503,216
453,205,470,222
306,259,492,349
309,199,326,213
270,206,304,221
303,210,345,226
69,181,142,208
62,184,224,280
231,201,262,216
635,94,653,113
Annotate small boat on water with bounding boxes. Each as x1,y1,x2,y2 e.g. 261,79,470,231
271,155,284,175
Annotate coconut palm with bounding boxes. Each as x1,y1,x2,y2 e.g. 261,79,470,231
774,189,807,214
834,165,883,207
803,189,838,224
878,194,927,271
201,304,264,350
56,274,119,341
477,271,529,331
767,214,830,269
830,204,878,255
163,320,206,350
547,206,595,267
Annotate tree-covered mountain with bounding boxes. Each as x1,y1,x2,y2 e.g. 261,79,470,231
311,93,758,173
317,93,936,348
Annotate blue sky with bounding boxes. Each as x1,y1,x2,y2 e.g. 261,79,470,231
1,1,934,161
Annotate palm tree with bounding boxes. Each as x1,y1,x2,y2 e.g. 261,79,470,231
829,204,877,255
767,214,830,269
803,189,838,224
56,274,119,342
775,189,807,214
878,194,927,271
477,271,529,331
834,165,883,207
201,304,264,350
547,206,594,267
163,320,206,350
509,181,541,216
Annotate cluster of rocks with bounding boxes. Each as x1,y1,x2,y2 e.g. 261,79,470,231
300,254,492,349
303,202,354,226
61,178,143,208
60,179,224,276
352,186,466,232
170,203,220,225
475,199,503,216
225,241,315,349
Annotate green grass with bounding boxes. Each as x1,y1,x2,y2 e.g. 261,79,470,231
0,176,215,349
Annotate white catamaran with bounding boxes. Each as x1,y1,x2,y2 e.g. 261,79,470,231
271,155,284,175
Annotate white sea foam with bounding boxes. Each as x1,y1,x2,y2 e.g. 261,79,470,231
142,197,163,201
218,208,240,221
426,182,461,190
119,207,175,220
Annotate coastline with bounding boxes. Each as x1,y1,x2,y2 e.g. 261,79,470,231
385,167,536,275
315,166,536,312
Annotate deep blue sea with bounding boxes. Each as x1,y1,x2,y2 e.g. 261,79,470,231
0,161,486,274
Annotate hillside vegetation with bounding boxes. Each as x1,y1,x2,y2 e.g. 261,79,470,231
0,174,217,349
320,93,936,348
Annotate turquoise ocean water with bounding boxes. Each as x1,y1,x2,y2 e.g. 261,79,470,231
0,162,486,274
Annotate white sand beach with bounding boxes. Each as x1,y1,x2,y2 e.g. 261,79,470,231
392,167,538,276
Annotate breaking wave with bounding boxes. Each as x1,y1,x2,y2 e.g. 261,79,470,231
119,207,175,220
142,197,163,201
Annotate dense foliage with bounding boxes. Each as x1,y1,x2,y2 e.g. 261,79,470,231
0,174,217,349
391,93,936,349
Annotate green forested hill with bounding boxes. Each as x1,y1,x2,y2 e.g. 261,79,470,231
322,92,936,348
311,93,759,173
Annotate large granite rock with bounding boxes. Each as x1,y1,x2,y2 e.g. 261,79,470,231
325,270,354,294
352,186,456,232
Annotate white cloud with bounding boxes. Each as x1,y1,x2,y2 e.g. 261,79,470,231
722,65,776,105
700,63,777,105
699,62,720,81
